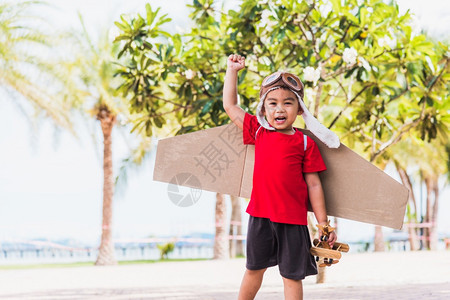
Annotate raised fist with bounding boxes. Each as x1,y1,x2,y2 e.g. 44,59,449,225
227,54,245,72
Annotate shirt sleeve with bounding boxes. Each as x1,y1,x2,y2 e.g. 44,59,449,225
303,135,327,173
243,113,260,145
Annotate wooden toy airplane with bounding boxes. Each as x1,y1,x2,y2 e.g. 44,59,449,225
310,221,349,267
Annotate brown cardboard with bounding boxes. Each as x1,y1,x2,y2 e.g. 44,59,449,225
154,123,409,229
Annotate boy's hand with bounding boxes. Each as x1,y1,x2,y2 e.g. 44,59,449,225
227,54,245,72
327,231,337,248
318,226,337,248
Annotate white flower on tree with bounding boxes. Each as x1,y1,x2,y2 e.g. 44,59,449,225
261,10,277,31
261,10,271,22
343,47,358,65
185,69,196,80
358,56,371,71
303,66,321,84
378,35,395,49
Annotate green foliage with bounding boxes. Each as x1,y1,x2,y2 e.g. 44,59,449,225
114,0,449,170
446,143,450,181
113,4,176,136
0,1,74,131
157,242,175,260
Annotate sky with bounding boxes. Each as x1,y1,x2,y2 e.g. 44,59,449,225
0,0,449,246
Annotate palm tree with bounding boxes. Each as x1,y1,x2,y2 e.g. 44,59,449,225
0,1,73,130
0,1,144,265
95,105,117,265
57,16,136,265
390,137,448,250
214,193,229,259
229,195,244,258
395,161,419,251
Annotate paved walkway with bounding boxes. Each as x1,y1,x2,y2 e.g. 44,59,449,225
0,251,449,299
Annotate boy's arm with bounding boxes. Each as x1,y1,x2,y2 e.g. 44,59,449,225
304,172,337,247
223,54,246,130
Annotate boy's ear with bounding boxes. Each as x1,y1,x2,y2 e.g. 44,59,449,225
297,106,303,115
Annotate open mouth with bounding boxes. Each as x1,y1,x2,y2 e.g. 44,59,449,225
275,117,286,124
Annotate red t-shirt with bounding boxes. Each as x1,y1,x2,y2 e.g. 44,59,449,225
243,113,326,225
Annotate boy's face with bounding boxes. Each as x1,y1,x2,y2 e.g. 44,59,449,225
262,88,303,134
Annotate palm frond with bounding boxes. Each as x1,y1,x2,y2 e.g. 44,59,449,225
0,0,77,132
1,69,75,134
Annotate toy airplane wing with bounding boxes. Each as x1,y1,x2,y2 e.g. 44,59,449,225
153,123,408,229
310,240,350,267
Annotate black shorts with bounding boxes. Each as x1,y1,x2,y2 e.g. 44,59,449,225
246,216,317,280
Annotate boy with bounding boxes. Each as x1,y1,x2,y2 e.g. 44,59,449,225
223,54,339,300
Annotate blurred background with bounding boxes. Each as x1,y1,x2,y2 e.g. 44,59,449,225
0,0,449,266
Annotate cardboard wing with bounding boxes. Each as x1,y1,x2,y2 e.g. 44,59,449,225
154,123,408,229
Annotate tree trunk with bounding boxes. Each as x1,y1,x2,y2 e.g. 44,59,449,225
425,177,439,250
424,177,433,250
310,78,328,283
374,226,385,252
430,179,439,250
229,195,243,258
307,212,327,284
406,206,419,251
95,108,117,266
396,164,419,250
372,163,388,252
214,193,229,259
316,266,326,283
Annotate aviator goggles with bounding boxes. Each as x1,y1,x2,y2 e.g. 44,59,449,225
260,72,304,99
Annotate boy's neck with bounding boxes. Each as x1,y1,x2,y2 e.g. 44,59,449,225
275,127,296,135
